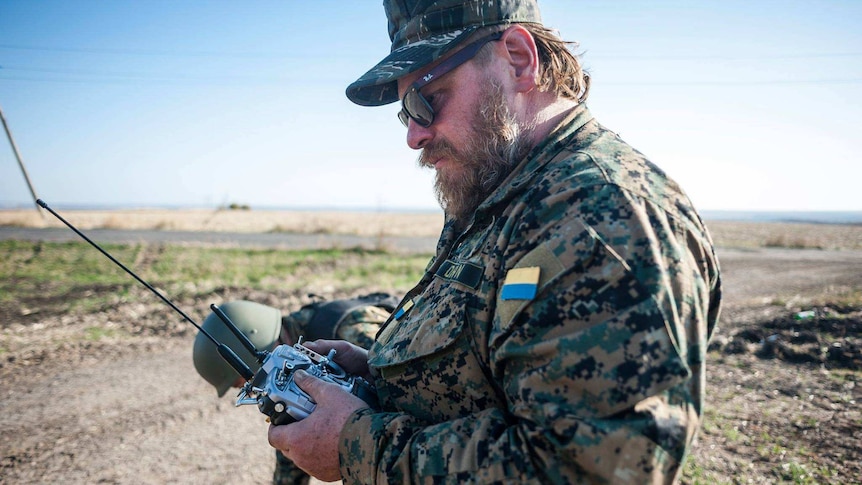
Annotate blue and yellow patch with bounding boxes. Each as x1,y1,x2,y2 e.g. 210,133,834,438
500,267,541,300
393,299,414,320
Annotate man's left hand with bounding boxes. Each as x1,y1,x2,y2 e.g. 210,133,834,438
267,369,369,481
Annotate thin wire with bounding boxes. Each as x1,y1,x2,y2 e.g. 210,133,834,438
4,42,859,61
0,43,294,59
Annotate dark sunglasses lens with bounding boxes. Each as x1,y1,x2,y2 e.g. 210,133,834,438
403,90,434,127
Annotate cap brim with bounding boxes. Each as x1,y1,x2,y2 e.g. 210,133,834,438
346,27,479,107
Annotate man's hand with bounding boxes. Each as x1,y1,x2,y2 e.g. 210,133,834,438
268,369,369,482
303,339,372,380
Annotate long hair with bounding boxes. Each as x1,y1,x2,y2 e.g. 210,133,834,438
524,23,590,102
475,23,590,103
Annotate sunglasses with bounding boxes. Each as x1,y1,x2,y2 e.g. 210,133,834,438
398,31,504,128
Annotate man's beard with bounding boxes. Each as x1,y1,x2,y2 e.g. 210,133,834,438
418,80,533,223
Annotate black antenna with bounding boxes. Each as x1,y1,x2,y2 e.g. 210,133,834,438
37,199,254,380
210,303,268,364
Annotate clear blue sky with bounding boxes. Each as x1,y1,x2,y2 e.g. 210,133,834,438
1,1,860,212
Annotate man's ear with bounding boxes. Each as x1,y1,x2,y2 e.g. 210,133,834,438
499,25,539,93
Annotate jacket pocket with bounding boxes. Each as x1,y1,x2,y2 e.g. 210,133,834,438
369,290,501,422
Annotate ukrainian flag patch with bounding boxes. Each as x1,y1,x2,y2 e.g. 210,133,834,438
501,267,541,300
393,299,414,320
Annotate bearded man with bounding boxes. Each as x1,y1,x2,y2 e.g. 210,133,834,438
268,1,722,483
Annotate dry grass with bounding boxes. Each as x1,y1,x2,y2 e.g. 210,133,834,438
1,208,445,238
3,208,861,250
706,220,862,251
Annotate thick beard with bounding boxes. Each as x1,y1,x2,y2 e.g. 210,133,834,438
418,80,533,224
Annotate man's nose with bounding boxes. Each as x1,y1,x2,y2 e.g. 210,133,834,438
406,119,433,150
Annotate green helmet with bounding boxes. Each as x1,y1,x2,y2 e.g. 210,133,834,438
192,300,281,397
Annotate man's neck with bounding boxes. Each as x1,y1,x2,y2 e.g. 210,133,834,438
525,94,580,147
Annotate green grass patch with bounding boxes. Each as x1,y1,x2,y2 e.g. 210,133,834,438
682,459,731,485
84,326,121,341
773,461,818,484
0,240,430,320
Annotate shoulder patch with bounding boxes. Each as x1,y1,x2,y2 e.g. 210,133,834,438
496,242,568,328
501,267,541,300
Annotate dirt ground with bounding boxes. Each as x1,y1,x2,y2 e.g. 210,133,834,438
1,239,861,483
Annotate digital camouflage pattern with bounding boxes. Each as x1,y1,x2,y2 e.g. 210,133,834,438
347,0,542,106
335,306,393,350
338,105,721,484
285,304,391,351
280,295,397,350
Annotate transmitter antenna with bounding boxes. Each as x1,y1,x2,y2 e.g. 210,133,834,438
36,198,254,380
210,303,268,364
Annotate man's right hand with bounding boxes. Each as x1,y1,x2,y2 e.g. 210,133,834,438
302,339,371,381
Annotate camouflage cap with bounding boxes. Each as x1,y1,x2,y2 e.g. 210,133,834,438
346,0,542,107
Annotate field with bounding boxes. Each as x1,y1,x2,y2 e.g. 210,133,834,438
0,207,446,238
1,208,861,484
3,207,862,250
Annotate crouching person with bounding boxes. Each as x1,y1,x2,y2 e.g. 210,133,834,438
193,294,397,485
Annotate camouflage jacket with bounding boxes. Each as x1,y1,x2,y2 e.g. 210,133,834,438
339,105,722,484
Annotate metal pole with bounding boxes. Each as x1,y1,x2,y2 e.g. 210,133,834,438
0,103,44,218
